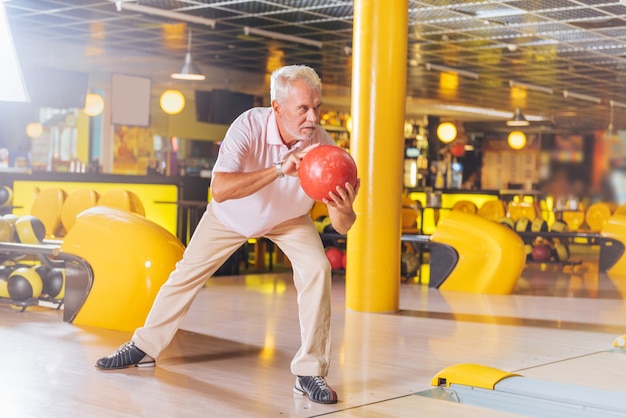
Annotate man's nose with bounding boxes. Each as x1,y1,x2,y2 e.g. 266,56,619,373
306,109,319,122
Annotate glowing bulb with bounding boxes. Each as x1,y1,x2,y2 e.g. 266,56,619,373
25,122,43,138
508,131,527,150
160,89,185,115
437,122,457,143
83,93,104,116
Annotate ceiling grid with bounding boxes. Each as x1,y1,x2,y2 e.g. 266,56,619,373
3,0,626,129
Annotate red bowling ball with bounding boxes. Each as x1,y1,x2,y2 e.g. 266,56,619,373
531,244,552,262
325,247,344,270
299,145,357,202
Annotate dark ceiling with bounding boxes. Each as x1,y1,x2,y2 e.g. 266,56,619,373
5,0,626,132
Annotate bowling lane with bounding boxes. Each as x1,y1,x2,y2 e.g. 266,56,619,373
325,393,528,417
407,349,626,418
517,349,626,393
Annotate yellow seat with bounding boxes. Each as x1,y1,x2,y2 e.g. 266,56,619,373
585,202,612,231
561,209,585,231
97,189,145,216
600,214,626,277
30,187,67,238
451,200,477,214
61,206,184,331
310,200,329,221
507,201,538,222
430,211,525,294
477,200,506,222
60,189,100,233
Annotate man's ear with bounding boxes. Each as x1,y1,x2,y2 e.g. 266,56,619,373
271,99,280,114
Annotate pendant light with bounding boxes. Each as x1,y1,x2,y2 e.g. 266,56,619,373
608,101,616,136
160,89,186,115
84,93,105,116
508,131,527,150
171,29,205,81
436,121,457,143
506,108,529,127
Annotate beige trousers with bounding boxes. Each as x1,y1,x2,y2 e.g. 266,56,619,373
132,204,332,377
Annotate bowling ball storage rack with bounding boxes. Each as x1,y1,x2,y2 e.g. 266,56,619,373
319,232,431,279
0,241,93,319
517,230,621,273
0,294,44,312
0,242,67,311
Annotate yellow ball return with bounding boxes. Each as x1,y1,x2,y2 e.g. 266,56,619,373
420,362,626,416
0,206,184,332
404,211,626,293
403,211,527,294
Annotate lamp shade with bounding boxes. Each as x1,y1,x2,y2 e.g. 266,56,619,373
160,89,185,115
171,29,205,81
171,53,206,81
508,131,527,150
437,122,457,143
507,108,529,127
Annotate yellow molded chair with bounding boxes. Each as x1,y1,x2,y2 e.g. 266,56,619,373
31,187,67,238
451,200,478,214
61,206,184,331
97,189,145,216
310,200,328,221
60,189,100,233
600,214,626,277
585,202,612,231
477,200,507,222
507,201,539,222
429,211,525,294
561,208,586,231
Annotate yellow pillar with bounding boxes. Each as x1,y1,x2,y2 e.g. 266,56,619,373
346,0,408,312
76,111,90,164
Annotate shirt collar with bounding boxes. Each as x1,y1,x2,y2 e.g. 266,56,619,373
267,109,284,146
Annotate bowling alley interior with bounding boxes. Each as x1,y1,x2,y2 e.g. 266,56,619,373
4,1,626,417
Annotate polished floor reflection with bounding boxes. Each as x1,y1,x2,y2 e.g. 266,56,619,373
1,243,626,417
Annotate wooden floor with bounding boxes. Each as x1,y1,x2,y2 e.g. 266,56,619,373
2,244,626,417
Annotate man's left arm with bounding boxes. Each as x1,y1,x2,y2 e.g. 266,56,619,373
324,180,360,234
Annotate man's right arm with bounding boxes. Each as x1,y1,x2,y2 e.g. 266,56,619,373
210,168,280,202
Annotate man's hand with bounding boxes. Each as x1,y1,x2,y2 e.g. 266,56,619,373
325,179,360,234
281,143,321,177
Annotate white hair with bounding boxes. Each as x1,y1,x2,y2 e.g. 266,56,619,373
270,65,322,103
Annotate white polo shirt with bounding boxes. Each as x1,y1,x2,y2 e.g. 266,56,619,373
211,107,335,237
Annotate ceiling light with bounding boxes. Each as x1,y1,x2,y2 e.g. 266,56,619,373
608,101,617,136
160,89,185,115
428,103,547,122
84,93,105,116
437,122,457,143
25,122,43,138
610,100,626,109
508,80,553,95
171,29,205,81
476,9,528,19
117,2,216,29
508,131,526,150
506,108,530,127
425,63,479,80
563,90,601,104
243,26,322,48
